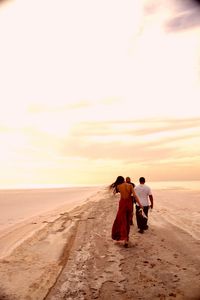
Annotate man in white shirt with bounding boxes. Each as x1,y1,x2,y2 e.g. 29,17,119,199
135,177,154,233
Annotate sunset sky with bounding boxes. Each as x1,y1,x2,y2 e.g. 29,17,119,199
0,0,200,187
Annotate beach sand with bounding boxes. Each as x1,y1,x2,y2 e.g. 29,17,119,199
0,187,199,300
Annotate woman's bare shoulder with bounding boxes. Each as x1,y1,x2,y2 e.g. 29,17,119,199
118,182,130,191
117,182,124,190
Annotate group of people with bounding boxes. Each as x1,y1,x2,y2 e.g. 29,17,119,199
109,176,154,248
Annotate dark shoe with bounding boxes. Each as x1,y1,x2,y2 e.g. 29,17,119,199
138,229,144,234
124,243,128,248
144,225,149,230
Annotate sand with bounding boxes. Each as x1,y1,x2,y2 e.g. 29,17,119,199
0,187,101,259
0,187,199,300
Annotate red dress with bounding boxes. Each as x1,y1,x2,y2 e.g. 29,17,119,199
112,196,133,241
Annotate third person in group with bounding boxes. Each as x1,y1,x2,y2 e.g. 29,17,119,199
125,176,135,225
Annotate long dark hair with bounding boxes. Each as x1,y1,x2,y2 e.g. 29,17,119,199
109,176,124,193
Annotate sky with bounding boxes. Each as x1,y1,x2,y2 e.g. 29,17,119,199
0,0,200,187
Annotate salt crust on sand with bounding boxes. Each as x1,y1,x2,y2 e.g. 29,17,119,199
0,188,199,300
0,187,101,258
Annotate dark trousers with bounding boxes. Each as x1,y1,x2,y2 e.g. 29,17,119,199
136,205,149,230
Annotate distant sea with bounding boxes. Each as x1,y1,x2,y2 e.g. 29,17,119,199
149,180,200,191
0,180,199,191
0,183,102,190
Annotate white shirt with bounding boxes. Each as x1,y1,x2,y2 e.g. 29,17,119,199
135,184,152,206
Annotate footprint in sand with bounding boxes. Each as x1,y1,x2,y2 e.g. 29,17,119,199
108,259,115,263
150,263,156,268
143,260,149,264
169,292,176,297
157,258,162,261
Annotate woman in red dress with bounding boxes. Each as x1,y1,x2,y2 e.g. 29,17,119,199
110,176,143,248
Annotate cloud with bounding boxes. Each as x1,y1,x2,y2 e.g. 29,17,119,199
166,8,200,32
59,117,200,165
0,0,9,5
70,117,200,137
1,115,200,184
2,115,199,165
142,0,200,33
27,101,92,113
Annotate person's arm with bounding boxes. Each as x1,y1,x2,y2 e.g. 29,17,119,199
131,187,143,209
149,195,153,209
